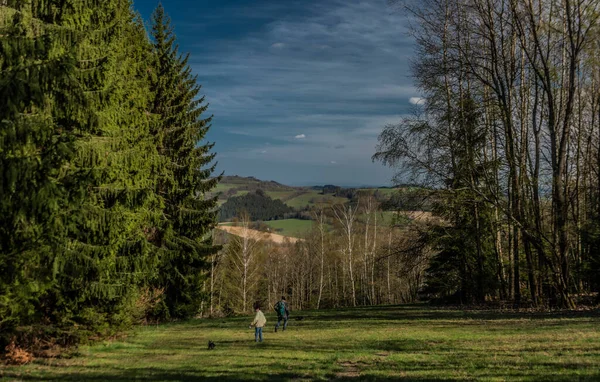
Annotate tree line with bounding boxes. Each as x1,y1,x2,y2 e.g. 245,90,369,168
374,0,600,307
209,196,431,315
218,190,294,222
0,2,219,354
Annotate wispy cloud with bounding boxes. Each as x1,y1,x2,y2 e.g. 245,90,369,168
174,0,414,185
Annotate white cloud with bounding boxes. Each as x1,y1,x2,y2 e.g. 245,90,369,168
261,150,267,154
271,42,286,49
409,97,426,105
294,134,306,139
330,161,337,164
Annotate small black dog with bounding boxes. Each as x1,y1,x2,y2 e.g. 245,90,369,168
208,340,215,350
295,316,304,321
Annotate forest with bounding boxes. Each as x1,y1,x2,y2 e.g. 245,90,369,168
374,0,600,308
218,191,294,222
0,1,220,354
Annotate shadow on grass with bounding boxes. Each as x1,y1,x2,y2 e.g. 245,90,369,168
4,367,599,382
146,305,600,334
297,304,600,323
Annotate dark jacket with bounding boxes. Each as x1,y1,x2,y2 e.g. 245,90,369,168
274,300,290,318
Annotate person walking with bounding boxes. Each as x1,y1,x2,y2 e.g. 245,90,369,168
250,303,267,342
274,296,289,332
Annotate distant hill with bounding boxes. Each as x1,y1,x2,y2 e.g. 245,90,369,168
210,175,434,237
210,176,351,211
218,175,296,191
210,175,430,215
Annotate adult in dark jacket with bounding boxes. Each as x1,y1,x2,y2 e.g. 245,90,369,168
274,296,289,332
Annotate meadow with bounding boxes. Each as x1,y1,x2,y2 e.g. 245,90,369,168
283,190,349,209
2,305,598,381
264,219,315,237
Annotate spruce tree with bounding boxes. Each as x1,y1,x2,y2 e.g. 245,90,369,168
0,0,94,346
56,3,161,334
1,0,161,347
149,4,220,319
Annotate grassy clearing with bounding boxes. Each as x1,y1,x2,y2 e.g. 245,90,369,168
264,219,314,237
2,305,599,381
286,190,348,209
265,191,297,202
213,183,238,193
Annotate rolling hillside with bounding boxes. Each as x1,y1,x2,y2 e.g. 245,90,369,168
210,175,429,237
211,175,403,210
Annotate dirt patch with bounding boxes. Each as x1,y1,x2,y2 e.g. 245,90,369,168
216,225,301,244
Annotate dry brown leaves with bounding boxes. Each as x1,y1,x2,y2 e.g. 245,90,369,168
4,341,34,365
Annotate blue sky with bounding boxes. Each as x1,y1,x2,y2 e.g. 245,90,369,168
133,0,419,186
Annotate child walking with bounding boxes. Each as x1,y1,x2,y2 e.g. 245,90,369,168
249,303,267,343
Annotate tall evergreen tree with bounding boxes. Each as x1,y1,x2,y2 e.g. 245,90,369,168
0,0,161,347
149,4,220,319
57,4,161,335
0,1,86,345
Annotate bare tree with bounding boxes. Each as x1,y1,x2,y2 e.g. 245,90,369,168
312,207,328,309
226,212,263,312
333,202,359,307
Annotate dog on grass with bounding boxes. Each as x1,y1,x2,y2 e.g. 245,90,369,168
207,340,215,350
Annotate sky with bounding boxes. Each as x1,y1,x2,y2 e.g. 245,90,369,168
133,0,419,186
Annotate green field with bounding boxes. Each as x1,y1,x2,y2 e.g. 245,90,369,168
213,183,239,193
285,190,349,209
264,219,315,237
2,305,599,381
265,190,298,202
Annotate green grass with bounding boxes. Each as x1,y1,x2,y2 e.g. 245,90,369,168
266,189,349,210
213,183,239,193
285,190,349,209
3,305,599,381
264,219,314,237
265,191,298,202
